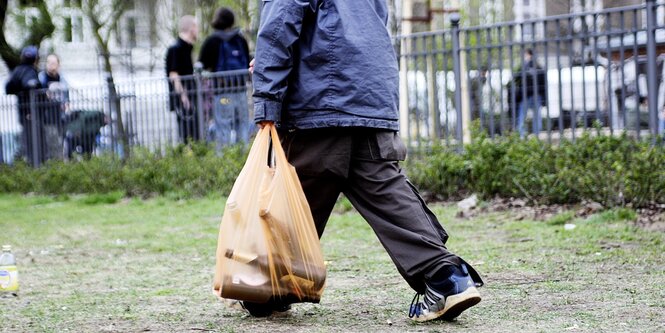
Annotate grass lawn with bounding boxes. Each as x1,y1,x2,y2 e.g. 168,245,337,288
0,194,663,333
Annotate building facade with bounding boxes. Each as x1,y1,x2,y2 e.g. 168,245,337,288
1,0,192,89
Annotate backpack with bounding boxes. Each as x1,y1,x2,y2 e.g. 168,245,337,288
215,36,248,72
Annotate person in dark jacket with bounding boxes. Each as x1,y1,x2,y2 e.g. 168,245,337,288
5,46,45,166
248,0,483,321
511,49,547,138
166,15,200,142
199,7,252,148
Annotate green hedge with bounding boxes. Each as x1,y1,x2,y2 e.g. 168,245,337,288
407,132,665,207
2,134,665,207
0,143,246,198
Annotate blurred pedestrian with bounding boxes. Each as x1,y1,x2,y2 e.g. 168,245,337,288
199,7,251,148
512,49,547,138
4,46,45,165
39,54,69,160
166,15,201,142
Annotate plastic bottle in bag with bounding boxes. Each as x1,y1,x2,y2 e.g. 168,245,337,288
222,248,325,303
0,245,19,298
225,249,325,286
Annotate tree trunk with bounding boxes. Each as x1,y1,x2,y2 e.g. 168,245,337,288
86,0,130,161
0,0,54,71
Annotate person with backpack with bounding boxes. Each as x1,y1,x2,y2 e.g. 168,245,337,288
4,46,46,166
199,7,251,148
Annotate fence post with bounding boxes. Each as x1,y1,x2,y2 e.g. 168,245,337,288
646,0,659,140
106,74,129,160
105,75,117,159
29,90,41,167
450,13,464,146
194,63,206,142
400,0,414,150
426,40,440,140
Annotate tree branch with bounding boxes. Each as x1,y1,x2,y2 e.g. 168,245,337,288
0,0,54,70
25,0,55,47
0,0,19,70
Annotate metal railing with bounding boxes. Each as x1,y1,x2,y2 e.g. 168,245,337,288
398,0,665,149
2,1,665,165
0,70,251,166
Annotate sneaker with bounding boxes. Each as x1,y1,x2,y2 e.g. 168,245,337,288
408,264,481,322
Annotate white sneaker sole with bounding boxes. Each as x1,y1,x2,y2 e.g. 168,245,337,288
410,287,481,322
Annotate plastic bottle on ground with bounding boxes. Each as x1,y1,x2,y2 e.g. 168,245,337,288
0,245,19,298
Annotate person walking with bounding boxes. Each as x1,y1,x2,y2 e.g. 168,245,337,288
248,0,483,321
199,7,251,148
166,15,200,142
5,46,45,166
513,49,547,138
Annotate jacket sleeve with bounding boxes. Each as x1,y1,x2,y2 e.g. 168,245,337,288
252,0,319,124
242,37,252,68
199,37,217,72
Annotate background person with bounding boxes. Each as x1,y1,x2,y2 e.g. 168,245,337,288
39,54,69,160
199,7,251,148
4,46,45,166
166,15,201,142
511,48,547,138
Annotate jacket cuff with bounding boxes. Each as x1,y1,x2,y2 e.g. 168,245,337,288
253,100,282,124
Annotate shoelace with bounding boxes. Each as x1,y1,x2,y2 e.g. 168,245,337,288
409,284,447,318
408,292,425,318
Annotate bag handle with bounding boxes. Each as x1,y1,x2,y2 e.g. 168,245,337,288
267,124,288,168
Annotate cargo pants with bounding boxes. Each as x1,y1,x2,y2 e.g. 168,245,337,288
279,127,482,293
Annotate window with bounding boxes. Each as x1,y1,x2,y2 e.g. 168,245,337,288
62,0,84,43
63,11,84,43
64,17,72,42
125,16,137,48
18,0,39,7
63,0,81,8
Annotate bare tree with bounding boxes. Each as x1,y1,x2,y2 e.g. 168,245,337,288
82,0,131,160
0,0,55,70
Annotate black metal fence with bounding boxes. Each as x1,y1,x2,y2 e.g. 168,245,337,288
0,70,251,166
2,1,665,165
398,0,665,149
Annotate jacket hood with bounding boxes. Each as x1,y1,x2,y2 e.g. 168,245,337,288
214,28,241,41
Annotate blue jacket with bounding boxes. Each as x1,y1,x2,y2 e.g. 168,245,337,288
253,0,400,130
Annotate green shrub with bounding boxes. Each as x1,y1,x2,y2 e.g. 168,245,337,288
0,142,246,199
407,144,468,198
81,191,126,205
407,132,665,207
2,133,665,208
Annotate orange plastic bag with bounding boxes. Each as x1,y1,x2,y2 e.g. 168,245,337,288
213,124,326,304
